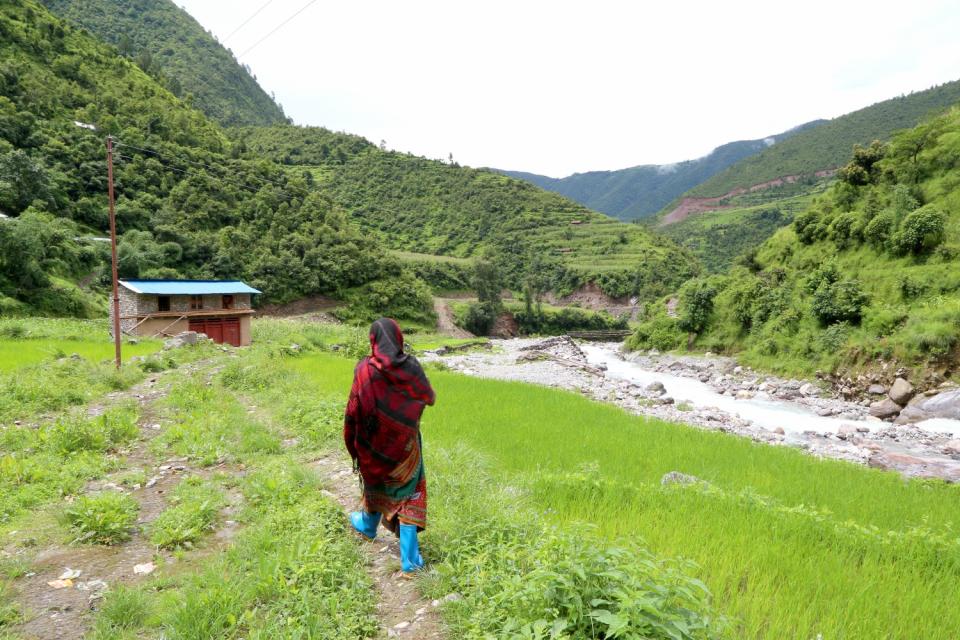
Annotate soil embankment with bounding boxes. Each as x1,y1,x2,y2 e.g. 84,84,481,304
659,169,836,226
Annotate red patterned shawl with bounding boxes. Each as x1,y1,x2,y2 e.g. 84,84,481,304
344,318,436,486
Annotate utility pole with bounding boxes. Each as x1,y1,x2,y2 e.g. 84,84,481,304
106,136,122,369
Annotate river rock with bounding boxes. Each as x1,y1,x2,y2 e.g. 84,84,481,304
799,383,819,397
888,378,915,405
773,426,785,435
869,398,903,419
868,451,928,472
894,389,960,423
735,390,754,400
867,384,888,396
646,381,666,396
816,407,835,417
836,424,859,440
941,439,960,455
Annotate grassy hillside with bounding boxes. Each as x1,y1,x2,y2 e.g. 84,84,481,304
629,104,960,382
41,0,286,127
0,0,418,319
499,121,823,220
686,79,960,198
232,125,701,300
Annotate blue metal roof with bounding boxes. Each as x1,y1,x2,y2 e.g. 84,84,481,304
120,280,261,295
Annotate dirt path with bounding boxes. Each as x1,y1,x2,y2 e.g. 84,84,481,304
433,298,473,339
5,359,242,640
310,453,446,639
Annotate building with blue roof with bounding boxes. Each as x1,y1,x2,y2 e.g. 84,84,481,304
112,279,262,346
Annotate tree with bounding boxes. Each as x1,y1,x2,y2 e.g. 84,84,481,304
677,278,718,334
0,150,51,215
891,206,946,255
811,280,867,326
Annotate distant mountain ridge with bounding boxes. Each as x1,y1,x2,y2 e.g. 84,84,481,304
497,121,825,220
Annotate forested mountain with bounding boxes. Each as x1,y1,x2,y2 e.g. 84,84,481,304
0,0,406,316
0,0,697,321
231,126,700,300
40,0,287,127
629,104,960,381
498,122,823,220
683,80,960,200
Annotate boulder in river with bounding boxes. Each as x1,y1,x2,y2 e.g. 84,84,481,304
867,384,888,396
646,381,666,396
799,383,819,397
888,378,915,405
895,389,960,424
868,398,903,420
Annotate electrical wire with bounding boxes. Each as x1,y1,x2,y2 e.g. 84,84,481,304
236,0,318,58
221,0,275,44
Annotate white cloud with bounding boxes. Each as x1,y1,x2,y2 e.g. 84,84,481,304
179,0,960,177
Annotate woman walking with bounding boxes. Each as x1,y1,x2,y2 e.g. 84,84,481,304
344,318,436,574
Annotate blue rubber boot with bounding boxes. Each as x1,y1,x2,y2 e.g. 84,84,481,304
399,524,425,573
349,511,381,540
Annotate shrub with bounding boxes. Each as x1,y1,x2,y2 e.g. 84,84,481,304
677,278,719,334
794,209,828,245
335,271,436,325
462,301,497,336
891,206,946,255
864,210,895,249
811,280,868,326
626,316,685,352
64,492,140,545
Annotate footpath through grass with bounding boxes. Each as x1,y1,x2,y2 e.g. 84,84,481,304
286,343,960,640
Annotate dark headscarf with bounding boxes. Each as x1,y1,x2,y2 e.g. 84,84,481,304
368,318,436,405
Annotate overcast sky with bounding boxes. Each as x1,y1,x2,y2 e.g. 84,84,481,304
179,0,960,177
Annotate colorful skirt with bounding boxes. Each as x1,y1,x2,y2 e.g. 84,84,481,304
361,434,427,533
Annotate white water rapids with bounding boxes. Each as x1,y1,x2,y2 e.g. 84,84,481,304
581,344,960,438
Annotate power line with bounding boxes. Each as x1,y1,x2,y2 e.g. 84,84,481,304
222,0,275,44
236,0,319,58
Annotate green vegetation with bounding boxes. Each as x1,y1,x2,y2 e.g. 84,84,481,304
631,104,960,379
280,345,960,639
502,121,821,220
234,125,700,301
155,380,280,466
64,491,140,544
685,79,960,199
659,186,825,272
41,0,286,126
0,405,138,523
0,0,428,316
149,476,225,549
0,318,160,371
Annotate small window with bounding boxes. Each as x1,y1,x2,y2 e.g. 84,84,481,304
190,295,203,310
157,296,170,312
222,295,234,310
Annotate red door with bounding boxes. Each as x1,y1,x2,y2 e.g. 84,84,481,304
223,318,241,347
188,318,240,346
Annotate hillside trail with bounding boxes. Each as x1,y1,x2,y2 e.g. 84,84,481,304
6,357,243,640
433,298,473,339
310,452,447,639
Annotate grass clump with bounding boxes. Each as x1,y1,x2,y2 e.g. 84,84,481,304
89,585,152,639
64,492,140,545
0,405,138,523
423,449,725,639
149,477,225,549
155,381,280,466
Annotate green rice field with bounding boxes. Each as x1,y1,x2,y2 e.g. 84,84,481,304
0,319,160,372
288,350,960,640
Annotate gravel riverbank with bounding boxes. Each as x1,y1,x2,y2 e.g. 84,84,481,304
423,337,960,482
